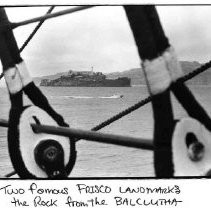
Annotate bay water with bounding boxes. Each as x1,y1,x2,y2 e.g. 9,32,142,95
0,85,210,177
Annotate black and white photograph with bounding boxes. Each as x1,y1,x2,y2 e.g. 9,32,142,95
0,0,210,192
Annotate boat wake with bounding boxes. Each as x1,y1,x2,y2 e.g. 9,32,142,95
50,95,124,99
99,94,124,99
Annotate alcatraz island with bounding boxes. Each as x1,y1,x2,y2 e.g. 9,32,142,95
40,69,131,87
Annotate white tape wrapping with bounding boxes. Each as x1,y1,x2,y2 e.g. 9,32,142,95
4,67,22,94
142,56,171,95
163,46,184,82
172,118,211,176
16,61,32,87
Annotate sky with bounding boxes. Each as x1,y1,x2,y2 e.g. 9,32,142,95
1,5,211,82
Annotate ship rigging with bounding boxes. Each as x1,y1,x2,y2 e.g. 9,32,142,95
0,5,211,178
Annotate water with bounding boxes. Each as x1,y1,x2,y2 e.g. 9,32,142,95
0,85,211,177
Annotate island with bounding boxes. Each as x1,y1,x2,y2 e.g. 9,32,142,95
40,70,131,87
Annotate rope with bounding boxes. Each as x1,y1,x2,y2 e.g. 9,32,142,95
19,6,55,53
92,96,152,131
178,60,211,83
10,6,94,29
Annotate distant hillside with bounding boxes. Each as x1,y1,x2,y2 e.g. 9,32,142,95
34,61,211,86
106,68,144,85
34,71,68,85
180,61,211,85
107,61,211,85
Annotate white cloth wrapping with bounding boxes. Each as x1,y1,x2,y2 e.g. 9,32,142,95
4,67,22,94
142,56,171,95
16,61,32,87
163,46,184,82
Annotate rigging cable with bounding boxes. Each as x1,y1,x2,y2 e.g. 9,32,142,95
92,60,211,131
19,6,55,53
0,6,55,81
0,6,95,30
